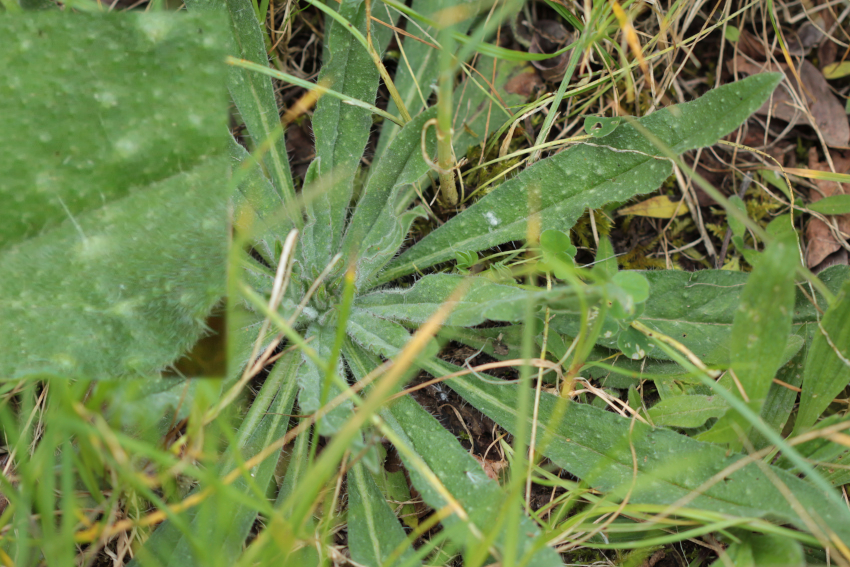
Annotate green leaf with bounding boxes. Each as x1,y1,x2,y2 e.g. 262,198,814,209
551,266,849,365
750,327,808,449
297,324,364,452
584,115,623,138
613,270,650,304
354,274,601,327
593,234,619,279
302,0,392,274
1,159,229,380
184,0,296,214
795,279,850,432
373,0,477,159
727,195,748,239
724,25,741,42
700,233,798,445
229,134,285,263
348,462,420,567
343,342,563,567
356,328,850,542
710,533,803,567
648,395,728,428
377,74,783,284
540,229,577,278
617,326,655,360
0,13,231,380
0,13,227,249
342,108,436,289
807,194,850,215
439,361,850,541
130,353,300,567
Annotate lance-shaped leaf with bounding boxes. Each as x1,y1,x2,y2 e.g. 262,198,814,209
550,266,849,365
373,0,477,159
229,134,285,264
432,358,850,542
185,0,296,211
343,342,563,567
348,461,420,567
377,73,783,284
795,279,850,433
343,108,437,289
302,0,392,274
349,322,850,542
354,273,606,327
699,233,799,445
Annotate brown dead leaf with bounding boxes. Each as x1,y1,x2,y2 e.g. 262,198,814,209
729,56,850,147
805,147,850,267
618,195,690,218
472,453,507,481
504,70,543,98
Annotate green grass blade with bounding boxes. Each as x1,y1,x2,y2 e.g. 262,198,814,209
130,352,300,567
377,74,783,284
184,0,297,217
373,0,469,159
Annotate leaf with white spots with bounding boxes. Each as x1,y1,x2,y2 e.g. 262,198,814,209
376,73,783,285
0,14,230,379
0,13,228,248
347,321,850,544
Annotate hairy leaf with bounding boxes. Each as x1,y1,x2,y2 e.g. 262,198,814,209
438,359,850,541
185,0,296,212
0,13,227,248
0,160,229,380
343,109,437,289
354,274,607,327
130,353,300,567
377,74,783,284
359,324,850,542
348,462,419,567
302,0,392,274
